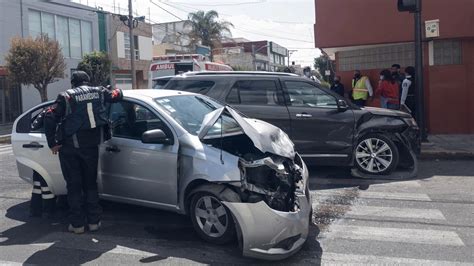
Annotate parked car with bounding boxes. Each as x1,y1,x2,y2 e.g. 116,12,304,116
12,89,311,260
151,76,174,89
161,71,420,175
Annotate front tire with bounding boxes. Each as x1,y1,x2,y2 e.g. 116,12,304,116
190,192,235,244
354,133,399,175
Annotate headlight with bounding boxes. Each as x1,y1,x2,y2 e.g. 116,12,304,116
404,117,418,127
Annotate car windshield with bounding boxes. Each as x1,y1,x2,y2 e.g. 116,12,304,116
155,95,242,136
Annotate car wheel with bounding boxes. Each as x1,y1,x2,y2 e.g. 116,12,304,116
190,192,235,244
354,133,399,175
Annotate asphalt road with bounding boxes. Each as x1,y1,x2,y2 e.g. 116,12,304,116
1,143,473,265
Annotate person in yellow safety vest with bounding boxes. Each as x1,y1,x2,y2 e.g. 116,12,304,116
351,70,373,107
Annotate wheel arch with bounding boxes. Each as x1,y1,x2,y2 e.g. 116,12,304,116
15,156,65,195
183,181,240,215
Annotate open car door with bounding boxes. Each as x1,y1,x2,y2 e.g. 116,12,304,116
11,102,66,195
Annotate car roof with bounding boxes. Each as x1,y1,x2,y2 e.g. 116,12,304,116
152,76,174,81
122,89,195,100
177,71,298,77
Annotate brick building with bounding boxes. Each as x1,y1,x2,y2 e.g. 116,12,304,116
314,0,474,134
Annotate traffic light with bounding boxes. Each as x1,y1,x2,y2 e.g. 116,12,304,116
397,0,421,13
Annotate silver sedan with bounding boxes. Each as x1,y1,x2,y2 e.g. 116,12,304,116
12,89,311,260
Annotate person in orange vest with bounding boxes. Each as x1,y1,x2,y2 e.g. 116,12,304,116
351,70,373,107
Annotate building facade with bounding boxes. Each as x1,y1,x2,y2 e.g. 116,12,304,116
152,20,193,56
0,0,99,124
213,39,288,71
314,0,474,134
107,14,152,90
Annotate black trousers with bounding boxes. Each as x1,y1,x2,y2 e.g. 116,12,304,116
58,145,102,227
353,99,366,107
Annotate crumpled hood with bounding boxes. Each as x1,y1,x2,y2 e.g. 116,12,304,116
363,107,411,118
198,106,296,159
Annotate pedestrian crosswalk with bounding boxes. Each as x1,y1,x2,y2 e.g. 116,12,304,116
310,178,470,265
0,144,12,156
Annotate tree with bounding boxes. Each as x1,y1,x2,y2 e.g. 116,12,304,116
5,34,66,102
77,51,111,86
313,55,335,83
185,10,234,53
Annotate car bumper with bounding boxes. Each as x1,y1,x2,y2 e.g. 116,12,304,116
222,163,311,260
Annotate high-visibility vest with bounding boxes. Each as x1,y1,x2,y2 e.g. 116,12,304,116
352,76,369,100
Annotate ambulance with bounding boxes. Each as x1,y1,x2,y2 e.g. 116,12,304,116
149,54,233,88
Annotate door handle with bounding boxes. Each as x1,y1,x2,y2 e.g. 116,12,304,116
105,146,120,153
22,142,44,149
296,113,312,118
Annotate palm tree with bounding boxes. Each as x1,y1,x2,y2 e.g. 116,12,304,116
185,10,234,53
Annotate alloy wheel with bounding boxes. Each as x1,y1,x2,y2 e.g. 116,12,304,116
194,195,229,238
355,138,393,173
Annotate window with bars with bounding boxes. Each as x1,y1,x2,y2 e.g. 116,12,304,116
124,32,139,60
433,40,462,65
338,43,415,71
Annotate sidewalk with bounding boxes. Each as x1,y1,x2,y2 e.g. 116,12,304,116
420,134,474,160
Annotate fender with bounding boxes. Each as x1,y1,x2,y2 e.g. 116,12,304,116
356,115,407,139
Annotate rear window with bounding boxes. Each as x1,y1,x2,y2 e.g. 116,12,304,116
165,80,215,95
152,78,172,89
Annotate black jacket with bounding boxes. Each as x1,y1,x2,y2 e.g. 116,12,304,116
330,83,345,97
43,86,122,149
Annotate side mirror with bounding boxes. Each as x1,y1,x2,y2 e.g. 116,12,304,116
337,99,348,112
141,129,173,145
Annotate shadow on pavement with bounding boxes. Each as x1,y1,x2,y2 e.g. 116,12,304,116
1,199,322,264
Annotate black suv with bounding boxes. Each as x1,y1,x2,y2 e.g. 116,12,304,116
161,71,419,175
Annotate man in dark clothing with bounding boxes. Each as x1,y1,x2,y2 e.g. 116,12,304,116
44,71,122,234
330,76,345,97
401,66,416,118
391,64,405,84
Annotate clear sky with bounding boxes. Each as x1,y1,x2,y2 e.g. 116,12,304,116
72,0,321,68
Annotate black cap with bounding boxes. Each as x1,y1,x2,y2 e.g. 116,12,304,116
71,71,90,87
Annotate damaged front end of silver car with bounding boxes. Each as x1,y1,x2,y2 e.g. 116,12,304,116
195,106,311,260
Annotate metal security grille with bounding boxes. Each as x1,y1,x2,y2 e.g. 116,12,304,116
338,43,415,71
433,40,462,65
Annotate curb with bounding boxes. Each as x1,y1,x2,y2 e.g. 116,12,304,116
0,134,11,144
419,150,474,160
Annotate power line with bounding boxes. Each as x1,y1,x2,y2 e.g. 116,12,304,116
168,1,312,24
170,0,266,7
157,1,314,43
150,0,184,21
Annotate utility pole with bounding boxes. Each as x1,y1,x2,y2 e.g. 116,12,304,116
128,0,136,89
414,1,427,141
398,0,427,141
252,44,270,71
251,44,256,70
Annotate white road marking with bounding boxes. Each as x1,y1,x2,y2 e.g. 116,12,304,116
0,150,13,155
345,205,446,220
358,191,431,201
311,178,421,188
322,252,472,265
313,190,431,201
329,225,465,246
